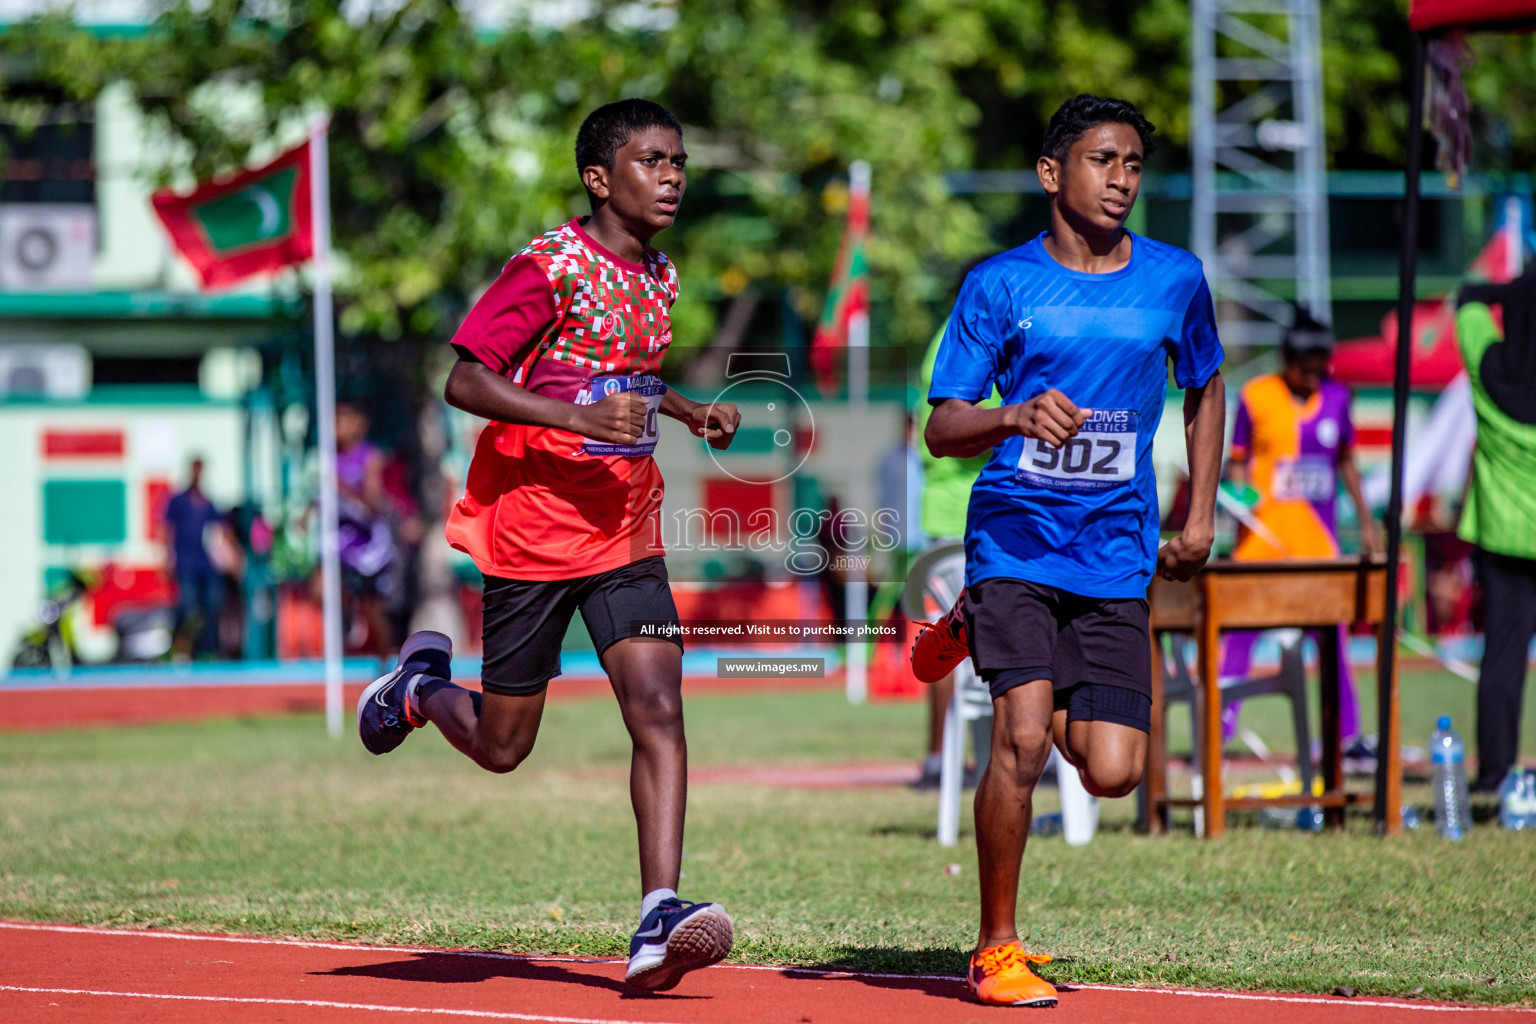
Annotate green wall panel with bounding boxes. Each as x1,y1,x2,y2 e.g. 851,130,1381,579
43,479,127,545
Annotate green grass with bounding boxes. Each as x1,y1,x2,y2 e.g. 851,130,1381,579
1,670,1534,1005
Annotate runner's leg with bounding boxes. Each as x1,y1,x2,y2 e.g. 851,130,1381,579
975,679,1055,948
415,572,573,771
1052,711,1146,798
420,686,546,773
603,636,686,894
615,631,733,995
1046,596,1150,798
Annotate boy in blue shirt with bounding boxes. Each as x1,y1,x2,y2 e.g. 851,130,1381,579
916,95,1226,1007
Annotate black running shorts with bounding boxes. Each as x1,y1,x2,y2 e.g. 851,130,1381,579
480,556,682,697
963,576,1152,732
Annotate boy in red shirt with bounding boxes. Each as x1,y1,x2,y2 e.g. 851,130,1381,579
356,99,741,992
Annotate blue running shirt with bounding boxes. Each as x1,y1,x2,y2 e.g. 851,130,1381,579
929,232,1224,599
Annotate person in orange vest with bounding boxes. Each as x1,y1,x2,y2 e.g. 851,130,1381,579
1223,312,1382,749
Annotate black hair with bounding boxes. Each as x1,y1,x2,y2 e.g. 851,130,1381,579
1041,94,1156,163
1281,308,1334,361
575,99,683,178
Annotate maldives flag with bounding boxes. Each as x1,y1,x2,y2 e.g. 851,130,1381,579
151,141,314,288
810,171,870,394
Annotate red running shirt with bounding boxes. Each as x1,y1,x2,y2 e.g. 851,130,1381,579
446,218,678,580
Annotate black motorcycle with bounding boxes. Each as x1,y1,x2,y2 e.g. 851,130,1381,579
12,569,90,670
12,568,177,668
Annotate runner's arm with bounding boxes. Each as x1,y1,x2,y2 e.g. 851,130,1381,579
1338,447,1382,558
443,359,646,445
925,390,1088,460
660,387,740,449
1158,371,1225,581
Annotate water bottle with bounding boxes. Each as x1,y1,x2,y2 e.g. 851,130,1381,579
1259,807,1294,829
1499,768,1536,830
1030,812,1063,837
1431,716,1472,840
1257,806,1324,830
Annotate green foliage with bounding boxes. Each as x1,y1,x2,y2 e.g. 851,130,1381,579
655,0,995,346
12,0,601,342
8,1,1536,352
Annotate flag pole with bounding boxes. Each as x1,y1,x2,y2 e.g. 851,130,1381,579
844,159,871,705
310,115,345,739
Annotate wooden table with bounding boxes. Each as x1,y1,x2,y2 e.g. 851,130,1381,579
1140,557,1398,838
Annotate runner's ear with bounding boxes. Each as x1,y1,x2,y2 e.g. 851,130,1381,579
582,164,611,200
1036,156,1061,197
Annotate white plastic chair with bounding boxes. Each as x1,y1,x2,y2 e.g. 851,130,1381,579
902,541,1097,847
1160,629,1313,835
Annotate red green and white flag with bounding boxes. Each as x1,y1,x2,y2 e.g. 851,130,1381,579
810,166,871,393
151,141,314,288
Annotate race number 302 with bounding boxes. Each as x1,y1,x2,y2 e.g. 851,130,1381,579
1015,408,1137,493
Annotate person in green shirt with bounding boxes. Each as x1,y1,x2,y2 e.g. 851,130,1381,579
912,320,1000,788
1456,268,1536,792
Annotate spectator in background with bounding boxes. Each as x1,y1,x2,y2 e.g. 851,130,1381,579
334,398,398,654
1456,270,1536,793
164,456,224,657
1222,312,1379,756
381,451,426,643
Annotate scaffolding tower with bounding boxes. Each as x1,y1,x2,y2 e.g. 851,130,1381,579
1191,0,1331,347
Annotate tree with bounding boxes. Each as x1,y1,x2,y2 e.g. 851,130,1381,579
7,0,1536,360
3,0,614,343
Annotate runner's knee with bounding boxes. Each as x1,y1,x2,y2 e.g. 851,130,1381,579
472,731,537,774
620,680,684,741
990,725,1053,786
1080,757,1143,798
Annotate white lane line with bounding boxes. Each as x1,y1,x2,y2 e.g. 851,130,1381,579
0,921,538,961
2,922,1529,1014
0,985,692,1024
1069,984,1535,1014
0,922,949,977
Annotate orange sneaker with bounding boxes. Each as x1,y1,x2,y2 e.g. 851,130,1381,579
910,591,969,684
967,941,1057,1007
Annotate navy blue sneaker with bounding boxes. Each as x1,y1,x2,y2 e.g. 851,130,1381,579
625,897,734,991
356,631,452,755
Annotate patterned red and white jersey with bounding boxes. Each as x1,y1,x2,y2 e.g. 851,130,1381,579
446,218,678,581
511,220,678,374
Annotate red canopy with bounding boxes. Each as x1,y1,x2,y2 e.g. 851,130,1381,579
1332,226,1516,388
1332,305,1461,389
1410,0,1536,32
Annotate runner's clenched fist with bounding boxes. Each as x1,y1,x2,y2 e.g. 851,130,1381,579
1006,388,1090,448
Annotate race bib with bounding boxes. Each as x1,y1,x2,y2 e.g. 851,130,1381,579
580,374,667,457
1271,455,1335,502
1015,408,1137,492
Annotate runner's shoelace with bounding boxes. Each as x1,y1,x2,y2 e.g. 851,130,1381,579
976,945,1051,977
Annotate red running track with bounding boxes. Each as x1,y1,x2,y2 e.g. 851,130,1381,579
2,922,1530,1024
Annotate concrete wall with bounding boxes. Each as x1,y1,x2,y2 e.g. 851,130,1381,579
0,398,244,664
